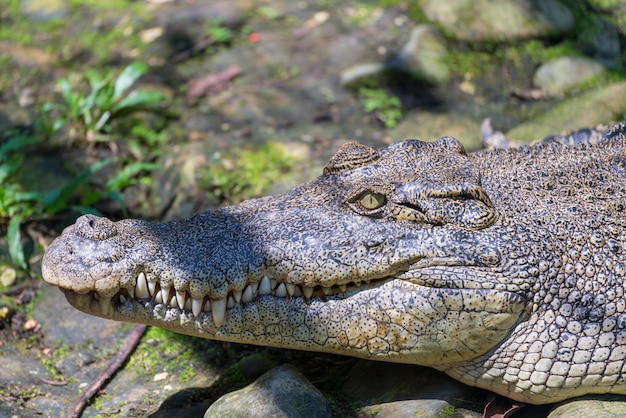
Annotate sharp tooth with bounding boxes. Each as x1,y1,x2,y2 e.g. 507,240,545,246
192,298,203,317
170,295,178,308
93,292,100,301
161,286,171,304
233,290,242,303
259,276,272,295
322,286,332,295
136,272,149,298
184,297,192,310
275,283,287,297
120,295,127,303
303,287,314,299
355,281,361,287
127,285,135,299
203,299,212,312
250,283,259,294
286,283,296,296
148,279,157,296
242,285,254,303
339,284,347,292
176,290,186,309
270,278,277,289
227,296,235,308
212,298,226,327
155,292,164,304
99,296,112,316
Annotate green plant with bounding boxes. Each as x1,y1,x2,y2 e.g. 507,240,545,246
0,131,121,269
207,24,235,44
358,87,402,128
42,62,163,143
200,142,293,203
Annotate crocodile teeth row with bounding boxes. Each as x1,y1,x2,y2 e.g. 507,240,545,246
105,273,365,327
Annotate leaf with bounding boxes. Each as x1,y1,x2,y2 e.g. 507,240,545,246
113,62,148,99
41,158,114,214
57,78,75,105
106,161,159,190
68,204,103,217
0,135,39,160
0,153,24,184
112,89,163,113
8,214,27,270
84,69,105,92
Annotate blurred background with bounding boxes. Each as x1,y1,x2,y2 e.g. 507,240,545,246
1,1,626,416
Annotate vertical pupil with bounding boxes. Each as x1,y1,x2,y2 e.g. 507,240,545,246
360,192,384,209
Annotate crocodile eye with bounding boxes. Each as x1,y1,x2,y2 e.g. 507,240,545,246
358,192,386,210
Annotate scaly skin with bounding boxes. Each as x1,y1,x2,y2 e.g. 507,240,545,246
42,123,626,404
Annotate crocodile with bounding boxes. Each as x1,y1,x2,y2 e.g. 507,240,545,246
42,122,626,405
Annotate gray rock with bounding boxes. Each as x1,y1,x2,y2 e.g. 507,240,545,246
204,364,333,418
340,62,386,87
35,284,126,347
504,82,626,142
20,0,68,21
391,111,483,151
418,0,574,42
237,353,280,381
153,0,252,28
590,19,621,59
533,56,605,95
548,396,626,418
387,25,450,84
342,361,479,418
149,141,219,221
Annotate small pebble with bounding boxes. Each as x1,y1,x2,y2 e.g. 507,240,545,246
153,372,169,382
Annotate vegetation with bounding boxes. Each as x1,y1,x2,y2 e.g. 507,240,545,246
358,87,403,128
0,61,165,270
42,62,164,144
199,142,294,204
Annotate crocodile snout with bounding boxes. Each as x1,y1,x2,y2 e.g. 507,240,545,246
76,214,118,241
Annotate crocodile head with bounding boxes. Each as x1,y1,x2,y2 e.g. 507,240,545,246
42,137,528,367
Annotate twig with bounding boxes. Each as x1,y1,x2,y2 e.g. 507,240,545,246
40,377,68,386
70,324,147,418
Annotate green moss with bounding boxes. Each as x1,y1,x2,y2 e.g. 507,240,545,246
438,405,456,418
199,142,294,204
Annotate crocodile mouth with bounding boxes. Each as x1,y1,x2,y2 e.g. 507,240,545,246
68,273,389,328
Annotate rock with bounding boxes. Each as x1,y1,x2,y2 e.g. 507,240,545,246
35,284,126,347
504,82,626,142
237,353,279,381
340,62,386,87
390,111,483,150
153,0,252,28
533,57,605,95
548,396,626,418
418,0,574,42
149,141,218,220
204,364,333,418
387,25,450,84
589,19,621,60
20,0,68,21
342,361,480,418
0,264,17,287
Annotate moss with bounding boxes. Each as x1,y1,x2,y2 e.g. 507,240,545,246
199,142,294,204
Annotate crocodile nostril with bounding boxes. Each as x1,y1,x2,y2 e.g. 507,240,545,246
76,214,118,240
